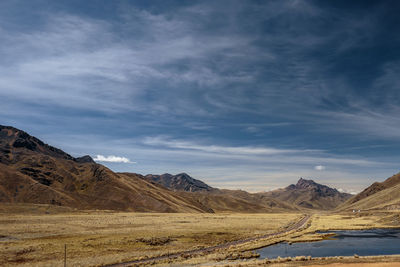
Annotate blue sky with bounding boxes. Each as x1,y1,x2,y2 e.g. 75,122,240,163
1,0,400,193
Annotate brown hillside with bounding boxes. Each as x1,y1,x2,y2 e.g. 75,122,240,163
0,125,210,212
347,172,400,205
141,173,297,212
338,172,400,211
178,189,297,213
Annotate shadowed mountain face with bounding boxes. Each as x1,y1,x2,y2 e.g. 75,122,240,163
145,173,214,192
260,178,352,210
338,172,400,211
0,125,75,162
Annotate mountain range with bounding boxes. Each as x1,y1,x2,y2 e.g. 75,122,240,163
2,124,397,213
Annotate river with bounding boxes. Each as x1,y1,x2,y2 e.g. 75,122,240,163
256,229,400,259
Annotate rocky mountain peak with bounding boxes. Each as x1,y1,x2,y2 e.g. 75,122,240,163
145,173,213,192
295,178,318,189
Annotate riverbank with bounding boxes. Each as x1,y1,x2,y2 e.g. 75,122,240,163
199,254,400,266
181,211,400,266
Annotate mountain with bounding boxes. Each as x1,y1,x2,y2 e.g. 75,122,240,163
259,178,352,210
143,173,298,212
0,125,298,213
337,172,400,211
144,173,214,192
0,125,212,212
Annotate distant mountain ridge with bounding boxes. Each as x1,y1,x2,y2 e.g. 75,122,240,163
145,173,214,192
259,178,352,210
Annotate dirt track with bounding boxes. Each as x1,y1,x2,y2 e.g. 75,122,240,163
104,214,311,267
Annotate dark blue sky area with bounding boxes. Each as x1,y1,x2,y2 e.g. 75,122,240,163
1,0,400,192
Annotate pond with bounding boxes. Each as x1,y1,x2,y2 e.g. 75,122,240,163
255,229,400,259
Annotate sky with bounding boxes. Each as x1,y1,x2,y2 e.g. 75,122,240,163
1,0,400,193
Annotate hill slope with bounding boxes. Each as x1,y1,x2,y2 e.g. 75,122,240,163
0,125,211,212
259,178,352,210
338,172,400,211
180,189,298,213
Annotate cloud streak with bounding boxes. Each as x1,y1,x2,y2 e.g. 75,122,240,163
142,136,308,155
140,136,382,167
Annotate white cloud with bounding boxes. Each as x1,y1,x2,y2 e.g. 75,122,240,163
338,188,359,195
314,165,326,171
93,155,135,163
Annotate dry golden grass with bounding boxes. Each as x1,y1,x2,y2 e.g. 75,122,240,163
0,204,301,266
1,204,398,267
306,212,395,232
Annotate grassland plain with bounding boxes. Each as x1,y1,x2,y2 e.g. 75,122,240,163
0,204,399,267
0,203,301,266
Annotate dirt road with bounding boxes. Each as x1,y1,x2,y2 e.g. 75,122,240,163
104,214,311,267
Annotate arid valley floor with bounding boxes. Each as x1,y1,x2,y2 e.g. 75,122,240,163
1,203,399,267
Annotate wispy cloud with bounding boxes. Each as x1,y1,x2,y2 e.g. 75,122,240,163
140,136,382,168
142,136,310,155
315,107,400,140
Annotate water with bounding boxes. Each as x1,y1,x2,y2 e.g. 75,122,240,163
256,229,400,259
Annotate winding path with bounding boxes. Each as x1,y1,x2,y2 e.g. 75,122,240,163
104,214,311,267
